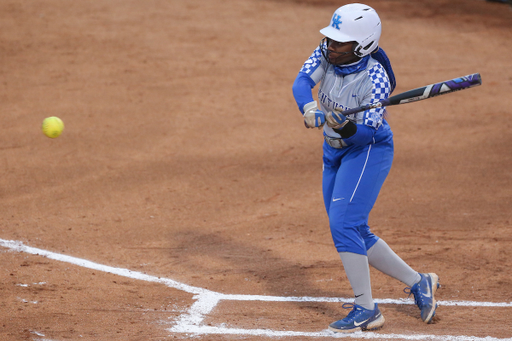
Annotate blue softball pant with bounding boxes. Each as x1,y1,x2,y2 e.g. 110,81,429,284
322,137,394,255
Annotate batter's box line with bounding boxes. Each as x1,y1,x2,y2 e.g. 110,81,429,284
170,293,512,341
1,239,511,341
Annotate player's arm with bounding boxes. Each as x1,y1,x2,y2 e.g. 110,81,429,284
292,47,327,114
292,73,316,114
293,75,326,129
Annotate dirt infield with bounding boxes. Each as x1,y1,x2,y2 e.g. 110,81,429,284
1,0,511,340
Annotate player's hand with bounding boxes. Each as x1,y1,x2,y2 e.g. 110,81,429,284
303,101,325,129
326,110,347,128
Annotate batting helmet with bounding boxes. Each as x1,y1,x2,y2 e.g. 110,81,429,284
320,3,381,58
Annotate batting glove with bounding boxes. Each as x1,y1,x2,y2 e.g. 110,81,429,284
326,110,349,128
303,101,325,129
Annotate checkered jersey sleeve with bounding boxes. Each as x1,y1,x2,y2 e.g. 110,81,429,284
363,63,391,129
298,47,327,84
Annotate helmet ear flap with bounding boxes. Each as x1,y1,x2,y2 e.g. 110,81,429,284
354,45,363,58
354,41,377,57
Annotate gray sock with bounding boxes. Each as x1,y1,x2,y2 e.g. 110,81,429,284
338,252,375,310
367,239,421,287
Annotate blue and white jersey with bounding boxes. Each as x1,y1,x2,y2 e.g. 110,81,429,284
299,47,392,139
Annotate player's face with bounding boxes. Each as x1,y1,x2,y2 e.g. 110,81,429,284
326,38,359,65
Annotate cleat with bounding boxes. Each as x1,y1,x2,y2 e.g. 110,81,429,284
404,273,440,323
329,303,385,333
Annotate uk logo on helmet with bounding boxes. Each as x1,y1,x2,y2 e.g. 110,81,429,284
331,14,342,29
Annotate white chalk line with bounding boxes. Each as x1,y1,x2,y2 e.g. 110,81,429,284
171,322,512,341
1,239,511,341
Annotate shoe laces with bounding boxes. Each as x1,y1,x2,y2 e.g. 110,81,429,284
341,303,363,319
403,285,425,309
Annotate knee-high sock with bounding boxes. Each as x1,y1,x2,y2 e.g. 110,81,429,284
367,239,421,287
338,252,374,310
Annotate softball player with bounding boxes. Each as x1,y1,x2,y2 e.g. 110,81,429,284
292,4,440,333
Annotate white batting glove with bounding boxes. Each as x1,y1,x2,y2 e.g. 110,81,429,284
326,110,349,128
303,101,325,129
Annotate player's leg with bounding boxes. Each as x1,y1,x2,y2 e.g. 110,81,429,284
367,239,420,287
367,239,440,323
325,141,392,332
326,145,389,252
322,155,338,216
323,144,378,332
328,140,393,254
321,140,345,215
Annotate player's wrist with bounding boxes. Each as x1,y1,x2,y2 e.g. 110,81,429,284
333,121,357,138
303,101,318,115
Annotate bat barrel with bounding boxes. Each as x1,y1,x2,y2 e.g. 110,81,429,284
429,73,482,97
338,73,482,117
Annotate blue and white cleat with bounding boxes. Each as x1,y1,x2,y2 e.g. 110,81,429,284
328,303,385,333
405,273,440,323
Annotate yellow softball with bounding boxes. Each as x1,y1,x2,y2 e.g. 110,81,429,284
42,116,64,138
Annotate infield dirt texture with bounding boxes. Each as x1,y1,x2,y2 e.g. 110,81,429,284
1,0,511,340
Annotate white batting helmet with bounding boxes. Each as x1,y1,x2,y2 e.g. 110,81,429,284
320,3,381,57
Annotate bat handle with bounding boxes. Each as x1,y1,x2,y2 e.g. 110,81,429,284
339,100,388,116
